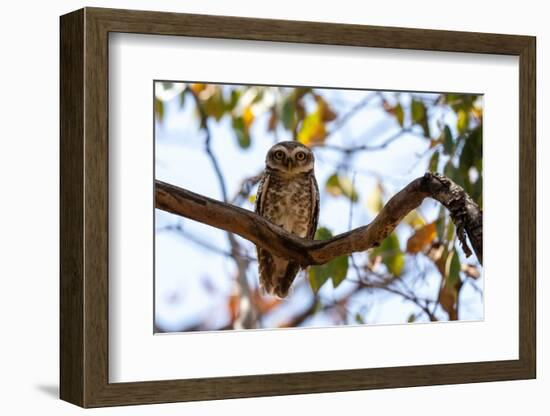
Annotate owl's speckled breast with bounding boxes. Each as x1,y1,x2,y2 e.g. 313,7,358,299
262,172,313,238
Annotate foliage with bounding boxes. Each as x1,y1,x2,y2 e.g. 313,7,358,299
154,82,483,331
309,227,349,292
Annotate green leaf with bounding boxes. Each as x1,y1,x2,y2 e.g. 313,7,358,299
203,88,225,121
444,93,476,113
325,174,359,202
309,255,349,292
442,125,454,155
436,206,446,241
444,162,465,188
329,255,349,288
411,99,425,123
315,226,333,241
308,227,350,291
327,256,349,288
457,109,470,134
154,98,165,122
411,99,430,137
226,89,241,112
370,233,405,276
429,151,440,172
281,97,296,131
407,313,416,323
232,116,251,149
308,266,330,293
472,176,483,208
325,174,341,199
446,249,461,286
459,126,482,174
446,220,455,242
179,91,186,108
395,103,405,126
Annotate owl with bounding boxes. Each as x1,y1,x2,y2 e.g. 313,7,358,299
255,141,319,298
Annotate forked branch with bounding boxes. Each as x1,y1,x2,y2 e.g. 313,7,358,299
155,172,482,266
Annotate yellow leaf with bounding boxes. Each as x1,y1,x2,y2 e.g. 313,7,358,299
297,111,326,145
367,183,384,214
190,83,207,95
403,210,426,229
243,106,254,129
457,109,469,134
383,101,404,127
325,174,358,202
406,222,437,253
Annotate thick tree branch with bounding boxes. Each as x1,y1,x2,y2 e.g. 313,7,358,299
155,172,482,267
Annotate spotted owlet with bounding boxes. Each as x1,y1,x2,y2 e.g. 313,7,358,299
255,141,319,298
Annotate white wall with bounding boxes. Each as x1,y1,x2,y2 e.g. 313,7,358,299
0,0,545,414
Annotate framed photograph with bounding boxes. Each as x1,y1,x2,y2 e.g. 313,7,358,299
60,7,536,408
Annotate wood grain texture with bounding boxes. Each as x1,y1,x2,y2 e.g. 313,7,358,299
59,7,537,408
518,37,537,376
59,8,84,406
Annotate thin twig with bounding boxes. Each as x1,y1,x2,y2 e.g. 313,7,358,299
313,127,412,154
328,93,377,135
186,87,228,202
156,223,256,262
186,86,257,328
358,277,438,322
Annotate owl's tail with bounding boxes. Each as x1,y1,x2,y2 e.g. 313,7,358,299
257,248,300,298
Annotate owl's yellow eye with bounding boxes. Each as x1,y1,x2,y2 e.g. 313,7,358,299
274,150,285,160
295,151,306,161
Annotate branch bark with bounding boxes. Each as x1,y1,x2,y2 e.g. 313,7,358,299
155,172,482,266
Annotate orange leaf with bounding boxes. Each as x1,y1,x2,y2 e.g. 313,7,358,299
267,108,278,131
228,294,240,321
438,285,457,319
251,289,281,314
190,83,207,94
406,222,437,254
316,96,337,122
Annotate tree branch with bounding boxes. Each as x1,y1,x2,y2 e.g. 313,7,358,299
155,172,482,267
313,127,413,154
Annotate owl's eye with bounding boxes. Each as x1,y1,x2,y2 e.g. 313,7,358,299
274,150,285,160
295,151,306,161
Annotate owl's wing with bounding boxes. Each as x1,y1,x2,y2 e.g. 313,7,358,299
307,175,320,240
255,173,270,215
255,173,276,295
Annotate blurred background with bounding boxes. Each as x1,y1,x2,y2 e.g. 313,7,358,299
154,81,483,332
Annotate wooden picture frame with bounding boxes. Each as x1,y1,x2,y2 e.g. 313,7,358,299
60,7,536,408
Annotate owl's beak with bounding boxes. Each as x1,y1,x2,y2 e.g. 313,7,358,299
287,160,293,172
